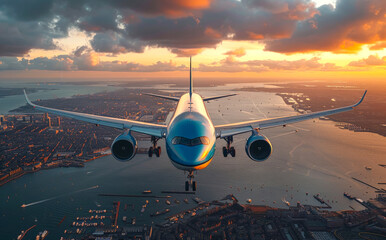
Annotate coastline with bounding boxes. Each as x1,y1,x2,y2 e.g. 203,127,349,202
237,85,386,137
0,154,111,187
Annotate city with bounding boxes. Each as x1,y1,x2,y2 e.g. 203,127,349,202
1,88,385,240
0,89,175,187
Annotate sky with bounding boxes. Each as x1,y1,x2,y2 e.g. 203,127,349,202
0,0,385,80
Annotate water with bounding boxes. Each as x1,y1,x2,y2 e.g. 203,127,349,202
1,84,385,239
0,81,119,114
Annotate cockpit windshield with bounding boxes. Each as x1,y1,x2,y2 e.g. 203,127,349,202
172,136,210,146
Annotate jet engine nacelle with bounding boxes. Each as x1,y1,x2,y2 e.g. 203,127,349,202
245,133,272,161
111,131,137,161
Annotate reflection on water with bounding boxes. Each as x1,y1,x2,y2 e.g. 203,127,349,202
1,85,385,239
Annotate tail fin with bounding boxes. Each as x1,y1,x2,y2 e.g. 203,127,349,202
189,56,193,100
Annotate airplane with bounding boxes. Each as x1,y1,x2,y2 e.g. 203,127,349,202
24,57,367,191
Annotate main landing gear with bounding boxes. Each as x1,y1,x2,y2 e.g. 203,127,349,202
148,136,161,157
185,170,197,191
223,136,236,157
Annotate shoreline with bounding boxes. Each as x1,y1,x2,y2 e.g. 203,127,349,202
237,86,386,137
0,154,111,187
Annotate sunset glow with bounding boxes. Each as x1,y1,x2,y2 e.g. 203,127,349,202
0,0,385,80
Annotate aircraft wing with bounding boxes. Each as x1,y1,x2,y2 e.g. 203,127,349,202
24,90,167,138
142,93,180,101
203,94,237,102
215,90,367,138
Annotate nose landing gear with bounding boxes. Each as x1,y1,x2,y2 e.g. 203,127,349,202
148,136,161,157
185,171,197,191
222,136,236,157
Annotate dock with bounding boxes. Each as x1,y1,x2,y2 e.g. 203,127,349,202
313,194,331,209
161,191,195,195
352,177,386,192
17,225,36,240
99,194,171,198
113,201,120,227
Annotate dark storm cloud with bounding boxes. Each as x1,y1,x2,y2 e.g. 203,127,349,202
0,15,59,56
90,31,145,54
0,0,54,21
0,57,28,70
0,0,384,57
265,0,386,53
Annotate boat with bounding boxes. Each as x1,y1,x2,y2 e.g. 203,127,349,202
192,197,205,204
131,217,136,225
165,200,171,205
282,198,290,206
174,199,180,204
150,208,170,217
123,216,127,222
36,230,48,240
183,198,189,204
343,192,354,200
141,205,146,213
142,190,152,194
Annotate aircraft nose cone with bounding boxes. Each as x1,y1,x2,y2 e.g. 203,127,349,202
174,145,206,165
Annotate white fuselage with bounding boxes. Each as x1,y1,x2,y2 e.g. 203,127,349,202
165,93,216,170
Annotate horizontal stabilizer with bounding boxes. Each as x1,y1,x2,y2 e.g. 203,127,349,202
142,93,180,101
203,94,237,102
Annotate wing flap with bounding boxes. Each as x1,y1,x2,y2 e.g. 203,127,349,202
24,90,167,137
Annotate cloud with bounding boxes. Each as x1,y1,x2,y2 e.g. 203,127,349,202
198,56,340,72
29,56,74,71
0,57,28,70
90,31,145,54
171,48,204,57
265,0,386,53
224,48,246,57
110,0,213,18
369,41,386,50
0,49,187,72
348,55,386,67
0,0,384,58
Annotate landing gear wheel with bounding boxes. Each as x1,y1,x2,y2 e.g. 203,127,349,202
192,181,197,191
149,137,161,158
223,147,228,157
185,181,189,191
230,147,236,157
148,147,153,157
223,136,234,158
154,147,160,157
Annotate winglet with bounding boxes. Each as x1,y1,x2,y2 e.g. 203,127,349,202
189,56,193,100
23,89,34,106
353,90,367,107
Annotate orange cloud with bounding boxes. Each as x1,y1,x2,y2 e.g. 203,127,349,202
204,27,222,39
120,0,212,18
370,41,386,50
349,55,386,67
224,48,246,57
171,48,204,57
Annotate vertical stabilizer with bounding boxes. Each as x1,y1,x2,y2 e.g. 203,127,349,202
189,56,193,100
